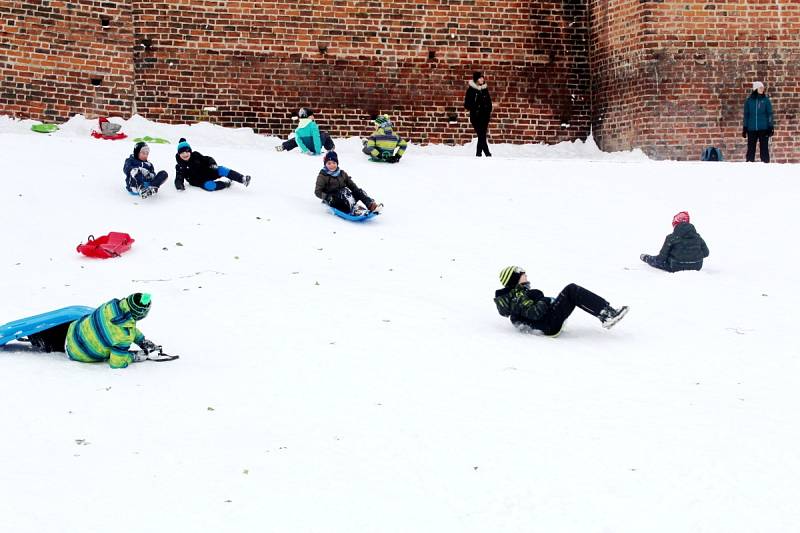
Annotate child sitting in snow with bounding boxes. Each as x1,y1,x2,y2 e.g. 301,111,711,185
640,211,709,272
123,141,168,198
275,108,335,155
494,266,629,336
174,138,251,191
315,151,383,215
362,114,408,163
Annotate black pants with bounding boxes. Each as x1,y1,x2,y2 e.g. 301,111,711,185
538,284,608,336
746,130,770,163
327,187,373,214
642,254,702,272
471,117,491,157
282,131,335,153
27,322,71,353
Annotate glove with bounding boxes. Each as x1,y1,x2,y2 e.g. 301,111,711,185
210,164,218,170
129,167,141,178
386,155,400,163
767,127,774,137
324,194,333,205
132,351,149,363
741,127,747,138
139,338,159,354
175,178,185,191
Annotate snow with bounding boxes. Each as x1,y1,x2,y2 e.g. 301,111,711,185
1,114,798,533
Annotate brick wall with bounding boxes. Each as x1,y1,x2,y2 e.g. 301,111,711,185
0,0,133,121
589,0,800,163
131,0,591,144
2,1,797,161
1,1,590,146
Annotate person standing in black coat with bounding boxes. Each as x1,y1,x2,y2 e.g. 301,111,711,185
640,211,710,272
464,71,493,157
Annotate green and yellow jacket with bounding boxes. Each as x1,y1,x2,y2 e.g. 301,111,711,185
494,284,551,328
363,125,408,161
66,298,145,369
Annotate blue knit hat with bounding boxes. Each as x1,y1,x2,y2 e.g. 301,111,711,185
177,138,192,154
324,151,338,164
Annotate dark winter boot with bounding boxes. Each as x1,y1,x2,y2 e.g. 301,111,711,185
227,170,251,187
599,305,629,330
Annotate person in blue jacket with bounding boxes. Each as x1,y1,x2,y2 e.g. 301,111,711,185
275,108,335,154
742,81,774,163
123,142,168,198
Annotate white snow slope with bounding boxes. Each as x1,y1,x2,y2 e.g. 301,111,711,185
1,115,798,533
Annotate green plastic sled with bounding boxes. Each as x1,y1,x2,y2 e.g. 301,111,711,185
132,136,170,144
31,123,59,134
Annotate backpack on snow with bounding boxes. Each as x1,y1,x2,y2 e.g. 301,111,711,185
701,146,723,161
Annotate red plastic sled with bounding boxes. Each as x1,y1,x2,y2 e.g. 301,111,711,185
91,130,128,140
76,232,135,258
91,117,128,140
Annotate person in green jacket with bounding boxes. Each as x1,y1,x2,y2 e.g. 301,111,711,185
64,293,159,368
275,108,335,155
494,266,628,336
742,81,774,163
640,211,709,272
362,114,408,163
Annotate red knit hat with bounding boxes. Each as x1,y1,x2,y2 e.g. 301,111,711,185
672,211,690,227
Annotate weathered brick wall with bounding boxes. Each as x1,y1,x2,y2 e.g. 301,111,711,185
131,0,591,144
589,0,800,163
1,1,590,145
0,0,133,121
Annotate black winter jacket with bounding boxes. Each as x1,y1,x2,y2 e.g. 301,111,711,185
464,81,493,123
656,222,710,269
494,283,551,329
175,151,219,189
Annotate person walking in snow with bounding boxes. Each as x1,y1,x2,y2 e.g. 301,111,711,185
315,151,383,215
275,108,335,155
123,141,168,198
464,71,493,157
362,114,408,163
640,211,709,272
494,266,629,336
174,138,251,191
25,293,161,369
742,81,774,163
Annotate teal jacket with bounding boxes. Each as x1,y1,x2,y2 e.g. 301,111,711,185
295,119,322,154
743,92,773,132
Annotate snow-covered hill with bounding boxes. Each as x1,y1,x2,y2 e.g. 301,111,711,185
1,115,798,533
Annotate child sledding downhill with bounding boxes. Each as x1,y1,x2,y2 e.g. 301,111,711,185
21,293,173,368
315,151,383,216
362,114,408,163
174,138,251,191
123,142,168,199
494,266,629,336
641,211,710,272
275,108,335,155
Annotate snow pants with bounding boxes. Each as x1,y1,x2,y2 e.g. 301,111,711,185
327,187,373,214
641,254,702,272
537,284,608,336
27,321,71,353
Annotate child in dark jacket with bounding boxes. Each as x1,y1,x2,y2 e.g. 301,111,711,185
494,266,628,336
315,151,383,215
640,211,709,272
174,139,251,191
123,142,168,198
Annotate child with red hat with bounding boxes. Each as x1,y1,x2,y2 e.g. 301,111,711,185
640,211,710,272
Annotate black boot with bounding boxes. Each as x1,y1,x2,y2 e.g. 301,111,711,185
227,170,251,187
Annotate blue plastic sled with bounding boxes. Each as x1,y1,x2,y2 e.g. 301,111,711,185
0,306,94,346
329,206,379,222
